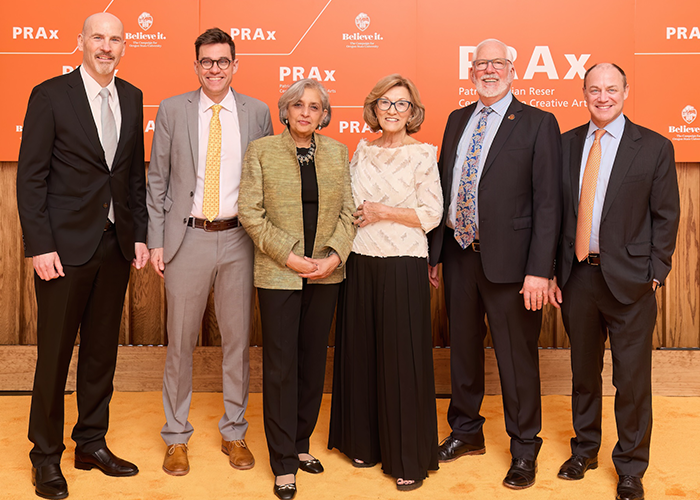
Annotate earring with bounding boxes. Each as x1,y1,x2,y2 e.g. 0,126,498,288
284,119,289,125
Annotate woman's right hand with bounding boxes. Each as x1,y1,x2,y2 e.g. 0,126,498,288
286,252,318,275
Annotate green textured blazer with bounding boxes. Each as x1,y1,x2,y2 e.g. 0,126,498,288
239,128,355,290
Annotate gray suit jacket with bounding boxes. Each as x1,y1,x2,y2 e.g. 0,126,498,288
146,88,273,262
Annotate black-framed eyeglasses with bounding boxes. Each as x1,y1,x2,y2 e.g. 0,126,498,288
198,58,232,70
376,98,412,113
472,58,511,71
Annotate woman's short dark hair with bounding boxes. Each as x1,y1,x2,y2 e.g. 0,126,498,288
363,74,426,134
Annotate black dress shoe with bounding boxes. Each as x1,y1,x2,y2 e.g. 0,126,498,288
74,447,138,477
437,435,485,462
503,458,537,489
32,464,68,500
298,457,323,474
557,454,598,480
616,475,644,500
273,482,297,500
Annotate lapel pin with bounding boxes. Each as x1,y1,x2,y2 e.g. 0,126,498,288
508,114,515,120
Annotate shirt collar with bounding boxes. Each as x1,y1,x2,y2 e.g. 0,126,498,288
475,92,513,117
587,113,626,140
199,88,235,113
79,65,116,101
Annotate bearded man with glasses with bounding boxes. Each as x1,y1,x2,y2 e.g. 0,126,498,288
146,27,273,476
428,38,562,490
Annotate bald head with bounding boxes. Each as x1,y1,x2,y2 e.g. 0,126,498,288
584,62,627,89
78,12,126,87
82,12,124,37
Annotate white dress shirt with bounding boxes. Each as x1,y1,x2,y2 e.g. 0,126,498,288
191,89,242,220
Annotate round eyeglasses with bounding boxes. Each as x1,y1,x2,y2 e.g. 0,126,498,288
198,58,232,70
376,98,413,113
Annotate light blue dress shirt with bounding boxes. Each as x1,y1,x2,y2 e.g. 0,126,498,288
447,92,513,231
578,113,626,253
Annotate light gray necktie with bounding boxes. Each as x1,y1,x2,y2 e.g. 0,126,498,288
99,87,117,222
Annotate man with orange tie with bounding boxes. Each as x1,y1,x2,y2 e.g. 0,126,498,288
146,27,272,476
548,63,680,500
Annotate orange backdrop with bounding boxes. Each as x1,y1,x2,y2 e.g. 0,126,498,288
1,0,698,161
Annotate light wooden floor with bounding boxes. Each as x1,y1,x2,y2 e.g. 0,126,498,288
1,392,699,499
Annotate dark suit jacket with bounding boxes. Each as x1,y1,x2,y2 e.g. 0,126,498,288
17,67,147,266
428,97,562,283
556,117,680,305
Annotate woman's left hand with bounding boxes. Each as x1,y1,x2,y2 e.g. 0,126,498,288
299,254,342,280
353,201,385,228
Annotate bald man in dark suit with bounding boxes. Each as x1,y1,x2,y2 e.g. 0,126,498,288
17,12,148,500
548,63,680,500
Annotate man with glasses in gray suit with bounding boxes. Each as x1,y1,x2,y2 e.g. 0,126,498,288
146,27,273,476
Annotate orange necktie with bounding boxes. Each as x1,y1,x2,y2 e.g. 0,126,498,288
202,104,223,222
575,128,606,262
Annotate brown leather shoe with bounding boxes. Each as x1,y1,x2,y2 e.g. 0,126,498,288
163,444,189,476
221,439,255,470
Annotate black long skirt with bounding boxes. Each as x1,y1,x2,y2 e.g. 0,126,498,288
328,253,439,480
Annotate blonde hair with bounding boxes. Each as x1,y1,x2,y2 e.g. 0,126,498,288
362,74,425,134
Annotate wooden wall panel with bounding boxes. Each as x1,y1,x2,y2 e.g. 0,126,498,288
666,163,700,347
0,162,21,344
2,161,699,349
127,266,167,345
19,258,37,344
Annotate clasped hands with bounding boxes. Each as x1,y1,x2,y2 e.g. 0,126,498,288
287,252,341,280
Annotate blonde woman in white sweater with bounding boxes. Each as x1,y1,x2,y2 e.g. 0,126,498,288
328,74,443,492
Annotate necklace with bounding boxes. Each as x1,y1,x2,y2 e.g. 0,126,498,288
296,137,316,166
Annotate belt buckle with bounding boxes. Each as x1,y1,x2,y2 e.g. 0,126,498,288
586,254,599,266
202,219,213,232
471,241,480,252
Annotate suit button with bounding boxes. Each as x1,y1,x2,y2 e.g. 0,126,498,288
183,218,187,223
103,203,109,209
190,191,194,197
569,241,573,247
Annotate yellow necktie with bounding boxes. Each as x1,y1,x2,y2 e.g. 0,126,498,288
575,128,606,262
202,104,223,222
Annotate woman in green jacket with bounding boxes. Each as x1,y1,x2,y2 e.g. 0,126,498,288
239,78,355,500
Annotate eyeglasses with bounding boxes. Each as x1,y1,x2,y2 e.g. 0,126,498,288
198,58,232,70
472,58,511,71
376,98,412,113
